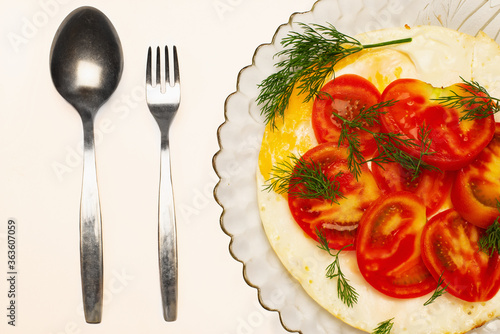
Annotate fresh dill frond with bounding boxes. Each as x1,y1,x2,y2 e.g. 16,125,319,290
434,76,500,121
478,200,500,257
264,155,345,204
316,228,358,307
347,99,395,128
257,22,412,129
332,102,439,180
374,123,439,181
332,100,392,179
372,318,395,334
479,220,500,256
341,129,365,181
424,271,449,306
414,123,436,174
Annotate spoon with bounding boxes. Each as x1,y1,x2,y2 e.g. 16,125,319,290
50,6,123,323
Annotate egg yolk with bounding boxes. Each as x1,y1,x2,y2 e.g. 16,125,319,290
258,88,315,181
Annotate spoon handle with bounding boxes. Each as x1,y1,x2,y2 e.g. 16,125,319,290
80,120,103,323
158,136,178,321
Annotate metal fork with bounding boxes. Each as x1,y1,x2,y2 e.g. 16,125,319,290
146,45,180,322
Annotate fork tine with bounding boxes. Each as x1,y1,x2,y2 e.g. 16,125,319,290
156,46,161,87
146,47,152,86
173,46,180,85
165,46,170,86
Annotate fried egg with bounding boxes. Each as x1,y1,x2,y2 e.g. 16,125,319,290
257,25,500,333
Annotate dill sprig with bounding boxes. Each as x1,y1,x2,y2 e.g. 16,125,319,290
335,100,395,178
372,318,395,334
434,76,500,121
332,103,439,180
371,123,440,181
264,155,345,204
478,199,500,257
424,271,449,306
257,23,412,129
316,228,358,307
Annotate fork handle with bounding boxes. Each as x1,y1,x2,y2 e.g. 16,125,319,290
80,120,103,323
158,137,178,321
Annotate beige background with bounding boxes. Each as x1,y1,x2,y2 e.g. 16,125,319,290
0,0,316,333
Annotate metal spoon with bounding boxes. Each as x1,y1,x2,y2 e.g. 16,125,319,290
49,6,123,323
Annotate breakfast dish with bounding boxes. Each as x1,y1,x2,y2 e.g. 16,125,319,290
257,23,500,333
214,0,500,333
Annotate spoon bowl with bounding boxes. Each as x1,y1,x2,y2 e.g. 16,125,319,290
50,6,123,116
50,6,123,323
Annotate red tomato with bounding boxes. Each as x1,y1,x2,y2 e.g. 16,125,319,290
421,209,500,302
312,74,381,157
288,143,380,250
356,191,435,298
380,79,495,170
452,123,500,229
371,159,454,216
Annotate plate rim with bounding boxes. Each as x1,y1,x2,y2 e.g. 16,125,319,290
212,1,327,332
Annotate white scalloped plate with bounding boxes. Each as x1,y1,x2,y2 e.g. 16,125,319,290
213,0,500,333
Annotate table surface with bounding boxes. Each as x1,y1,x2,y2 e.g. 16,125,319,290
0,0,317,333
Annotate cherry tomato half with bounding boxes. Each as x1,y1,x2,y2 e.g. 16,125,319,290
288,143,380,250
371,159,454,216
452,123,500,229
380,79,495,170
356,191,435,298
421,209,500,302
312,74,381,157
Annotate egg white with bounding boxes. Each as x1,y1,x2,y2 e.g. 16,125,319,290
257,25,500,334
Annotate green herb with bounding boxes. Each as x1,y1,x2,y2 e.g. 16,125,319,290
332,103,439,180
424,271,449,306
335,99,395,179
316,228,358,307
413,124,438,176
479,220,500,256
478,200,500,257
372,123,440,181
257,23,412,129
264,155,345,204
372,318,394,334
434,77,500,121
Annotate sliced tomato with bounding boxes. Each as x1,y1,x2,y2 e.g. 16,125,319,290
312,74,381,157
451,123,500,229
356,191,435,298
421,209,500,302
288,143,380,250
371,158,454,216
380,78,495,170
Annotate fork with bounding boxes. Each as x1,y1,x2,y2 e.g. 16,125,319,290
146,45,180,322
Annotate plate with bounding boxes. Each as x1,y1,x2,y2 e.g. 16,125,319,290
213,0,500,332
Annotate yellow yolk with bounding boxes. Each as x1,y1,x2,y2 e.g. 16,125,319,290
258,89,316,181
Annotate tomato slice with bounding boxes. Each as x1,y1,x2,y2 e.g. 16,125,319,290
288,143,380,250
356,191,435,298
312,74,381,157
380,78,495,170
371,158,454,216
421,209,500,302
451,123,500,229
